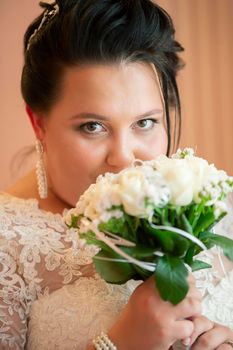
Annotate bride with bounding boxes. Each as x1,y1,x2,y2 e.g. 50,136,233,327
1,1,233,349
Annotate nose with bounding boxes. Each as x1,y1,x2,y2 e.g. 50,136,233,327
106,133,135,170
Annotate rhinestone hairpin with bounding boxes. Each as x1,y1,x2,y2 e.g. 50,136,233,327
27,3,59,51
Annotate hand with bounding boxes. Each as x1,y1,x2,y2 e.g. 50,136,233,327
183,315,233,350
108,274,202,350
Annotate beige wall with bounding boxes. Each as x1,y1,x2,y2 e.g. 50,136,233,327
0,1,40,189
1,1,233,190
157,0,233,173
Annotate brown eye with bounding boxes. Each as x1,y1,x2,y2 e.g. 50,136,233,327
80,122,105,134
135,119,157,130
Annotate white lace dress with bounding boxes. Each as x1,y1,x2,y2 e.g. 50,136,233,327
0,193,233,350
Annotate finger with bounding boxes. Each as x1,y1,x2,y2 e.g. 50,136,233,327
186,275,202,298
173,319,194,340
187,272,195,284
175,295,202,319
182,337,191,347
188,316,214,345
174,278,202,319
217,345,233,350
186,283,202,300
191,325,230,350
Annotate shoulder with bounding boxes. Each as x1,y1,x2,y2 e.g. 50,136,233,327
0,192,38,245
0,192,68,283
0,193,73,302
0,191,40,217
0,192,97,285
0,192,67,241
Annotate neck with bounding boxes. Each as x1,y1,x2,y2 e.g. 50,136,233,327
43,185,72,214
6,169,71,214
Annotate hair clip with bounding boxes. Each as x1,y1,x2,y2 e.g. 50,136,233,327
27,3,59,51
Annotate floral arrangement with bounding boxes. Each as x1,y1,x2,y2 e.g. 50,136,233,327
65,148,233,304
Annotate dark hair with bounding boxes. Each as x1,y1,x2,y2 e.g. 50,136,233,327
21,0,184,154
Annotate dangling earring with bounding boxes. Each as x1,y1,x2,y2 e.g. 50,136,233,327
35,139,48,199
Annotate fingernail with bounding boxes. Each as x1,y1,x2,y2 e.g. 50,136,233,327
182,337,191,346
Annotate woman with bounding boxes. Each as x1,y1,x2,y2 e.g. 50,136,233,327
1,0,233,349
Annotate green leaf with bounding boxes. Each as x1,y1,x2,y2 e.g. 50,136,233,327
126,215,140,234
129,245,158,258
161,207,170,225
143,221,190,257
201,233,233,261
190,259,212,272
98,217,126,235
186,203,200,226
168,208,176,226
132,263,153,280
93,250,136,284
172,235,190,257
143,221,174,252
155,254,189,305
184,246,197,265
193,211,216,235
180,213,193,234
198,231,216,249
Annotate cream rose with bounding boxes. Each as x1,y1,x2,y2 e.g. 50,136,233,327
185,155,209,201
116,167,170,217
154,155,196,206
75,175,121,221
117,168,151,217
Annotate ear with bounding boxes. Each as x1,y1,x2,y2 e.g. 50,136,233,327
26,105,46,141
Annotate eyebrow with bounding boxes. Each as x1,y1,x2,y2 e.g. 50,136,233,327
70,108,163,121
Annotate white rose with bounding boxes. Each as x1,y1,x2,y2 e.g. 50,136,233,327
117,168,151,217
154,155,195,206
136,164,170,207
116,166,170,217
185,156,209,201
83,180,121,220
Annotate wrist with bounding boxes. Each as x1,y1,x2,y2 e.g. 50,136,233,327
108,324,128,350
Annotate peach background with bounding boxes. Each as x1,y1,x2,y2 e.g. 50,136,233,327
0,0,233,190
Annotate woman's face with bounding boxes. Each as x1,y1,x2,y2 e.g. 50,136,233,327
38,62,168,207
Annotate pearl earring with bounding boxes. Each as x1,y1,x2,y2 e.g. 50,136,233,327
35,140,48,199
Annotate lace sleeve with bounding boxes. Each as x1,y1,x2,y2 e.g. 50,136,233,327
0,193,99,349
0,238,29,349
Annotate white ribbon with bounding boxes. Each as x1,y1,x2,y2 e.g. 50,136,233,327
150,224,208,251
82,219,207,272
103,231,136,247
94,255,156,267
93,227,155,271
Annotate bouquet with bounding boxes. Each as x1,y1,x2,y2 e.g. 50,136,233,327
65,148,233,305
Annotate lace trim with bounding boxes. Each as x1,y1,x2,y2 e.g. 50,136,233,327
0,193,97,348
